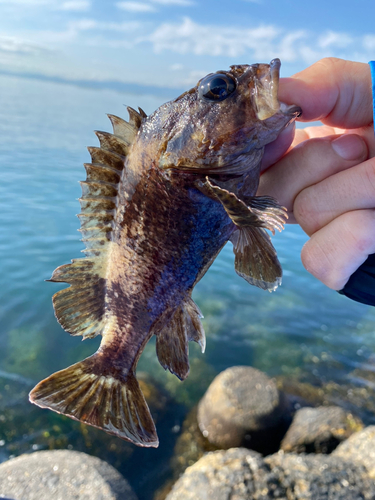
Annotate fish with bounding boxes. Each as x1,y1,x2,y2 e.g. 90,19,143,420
29,58,301,448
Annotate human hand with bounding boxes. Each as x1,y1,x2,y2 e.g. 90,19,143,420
259,58,375,291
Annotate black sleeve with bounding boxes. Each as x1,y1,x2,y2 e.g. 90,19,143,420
338,254,375,306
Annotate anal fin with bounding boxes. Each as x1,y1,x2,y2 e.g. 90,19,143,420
153,297,205,381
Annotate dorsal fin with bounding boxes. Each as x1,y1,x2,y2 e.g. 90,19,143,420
50,112,141,339
107,114,137,144
138,107,147,119
127,106,144,129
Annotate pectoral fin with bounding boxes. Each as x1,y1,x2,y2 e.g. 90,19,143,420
197,177,286,292
197,177,287,232
230,227,282,291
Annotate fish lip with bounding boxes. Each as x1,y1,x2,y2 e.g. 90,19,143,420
253,59,282,120
281,103,302,118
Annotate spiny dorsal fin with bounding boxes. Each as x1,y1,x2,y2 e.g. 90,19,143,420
95,131,130,157
138,107,147,119
107,114,137,144
50,111,142,339
127,106,143,129
152,296,206,381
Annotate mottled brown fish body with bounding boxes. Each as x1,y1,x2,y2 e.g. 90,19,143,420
29,59,301,447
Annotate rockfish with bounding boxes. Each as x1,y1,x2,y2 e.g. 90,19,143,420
29,59,301,447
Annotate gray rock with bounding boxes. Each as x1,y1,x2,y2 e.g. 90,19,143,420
197,366,290,451
165,448,271,500
333,425,375,478
280,406,363,454
265,452,375,500
0,450,137,500
166,448,375,500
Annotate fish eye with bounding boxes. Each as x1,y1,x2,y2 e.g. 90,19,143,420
198,73,236,102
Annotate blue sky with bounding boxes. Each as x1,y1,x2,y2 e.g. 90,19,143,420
0,0,375,93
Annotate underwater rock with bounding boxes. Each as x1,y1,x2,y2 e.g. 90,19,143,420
280,406,363,454
197,366,291,452
0,450,137,500
165,448,269,500
333,425,375,478
265,452,375,500
166,447,375,500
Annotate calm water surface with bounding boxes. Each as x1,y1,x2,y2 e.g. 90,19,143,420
1,74,375,498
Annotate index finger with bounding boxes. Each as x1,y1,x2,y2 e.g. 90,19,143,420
279,58,373,128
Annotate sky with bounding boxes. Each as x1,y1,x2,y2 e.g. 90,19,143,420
0,0,375,94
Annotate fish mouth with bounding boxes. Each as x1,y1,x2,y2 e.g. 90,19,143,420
252,58,301,121
280,102,302,118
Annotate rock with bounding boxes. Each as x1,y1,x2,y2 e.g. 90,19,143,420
0,450,137,500
197,366,291,452
166,448,375,500
333,425,375,478
265,452,375,500
280,406,363,454
165,448,269,500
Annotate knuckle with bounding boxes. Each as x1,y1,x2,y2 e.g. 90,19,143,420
301,240,343,290
294,188,319,235
363,157,375,195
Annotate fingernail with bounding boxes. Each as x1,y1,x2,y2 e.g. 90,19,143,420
331,134,366,161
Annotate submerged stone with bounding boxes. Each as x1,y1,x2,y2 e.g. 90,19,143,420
165,448,268,500
281,406,363,454
197,366,291,452
265,452,375,500
166,447,375,500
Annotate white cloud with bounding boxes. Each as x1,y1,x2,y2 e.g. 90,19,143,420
170,63,184,70
58,0,91,10
0,0,51,3
69,19,97,30
0,36,48,54
150,0,194,5
148,17,280,58
145,17,375,68
363,35,375,51
318,31,353,49
116,1,156,11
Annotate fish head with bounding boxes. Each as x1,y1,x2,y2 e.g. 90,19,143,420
158,58,301,176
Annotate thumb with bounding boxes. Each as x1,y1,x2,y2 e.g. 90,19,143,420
278,58,373,129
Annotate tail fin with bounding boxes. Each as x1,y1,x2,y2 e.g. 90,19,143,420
29,355,158,448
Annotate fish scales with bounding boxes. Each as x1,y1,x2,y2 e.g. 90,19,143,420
30,59,302,447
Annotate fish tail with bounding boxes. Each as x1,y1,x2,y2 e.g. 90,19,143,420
29,354,158,448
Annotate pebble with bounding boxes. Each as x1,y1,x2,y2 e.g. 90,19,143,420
0,450,137,500
197,366,290,451
280,406,363,453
